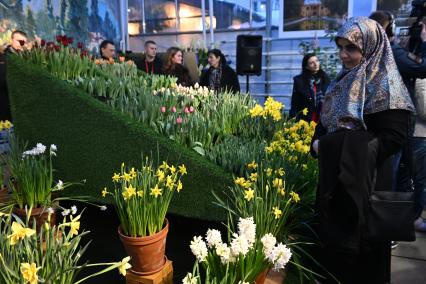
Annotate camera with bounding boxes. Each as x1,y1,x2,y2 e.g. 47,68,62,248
409,0,426,53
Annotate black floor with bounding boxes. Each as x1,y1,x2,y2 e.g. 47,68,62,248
63,201,227,284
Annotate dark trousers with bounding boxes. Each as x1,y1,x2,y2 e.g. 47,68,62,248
318,242,391,284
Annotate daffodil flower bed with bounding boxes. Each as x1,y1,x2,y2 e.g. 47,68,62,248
183,217,292,283
103,159,187,237
0,210,131,284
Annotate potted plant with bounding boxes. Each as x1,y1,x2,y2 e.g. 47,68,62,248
1,137,83,231
102,157,187,275
182,217,292,284
0,209,131,283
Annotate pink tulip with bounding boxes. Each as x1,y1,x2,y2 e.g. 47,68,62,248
171,106,177,113
184,107,190,114
189,106,195,113
176,116,183,124
160,106,166,113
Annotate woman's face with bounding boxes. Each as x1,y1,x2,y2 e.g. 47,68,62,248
172,51,183,65
306,56,320,73
337,38,363,69
208,54,220,68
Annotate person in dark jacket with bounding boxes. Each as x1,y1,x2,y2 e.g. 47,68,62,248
99,40,115,61
138,40,162,75
311,17,414,284
162,47,192,87
199,49,240,93
290,53,330,122
371,11,426,232
0,30,28,121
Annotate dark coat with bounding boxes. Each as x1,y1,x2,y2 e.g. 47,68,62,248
199,65,240,93
136,57,163,75
163,64,192,87
290,72,330,121
0,47,17,121
312,110,410,283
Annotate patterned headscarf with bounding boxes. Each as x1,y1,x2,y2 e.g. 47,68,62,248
321,17,414,133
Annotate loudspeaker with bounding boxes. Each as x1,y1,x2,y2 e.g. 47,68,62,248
236,35,262,76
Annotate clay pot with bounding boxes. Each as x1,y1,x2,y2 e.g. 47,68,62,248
118,219,169,276
13,207,56,233
255,268,270,284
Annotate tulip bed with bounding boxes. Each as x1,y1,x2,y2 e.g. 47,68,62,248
7,56,233,221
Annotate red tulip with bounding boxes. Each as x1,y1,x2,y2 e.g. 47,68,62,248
61,38,69,46
176,116,183,124
54,45,60,52
77,42,83,49
160,106,166,113
41,39,46,47
67,37,74,44
171,106,177,113
189,106,195,113
184,107,190,114
56,35,62,42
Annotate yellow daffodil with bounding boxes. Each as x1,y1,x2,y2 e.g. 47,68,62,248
150,185,162,198
234,177,246,186
272,178,283,189
302,164,308,171
273,206,282,219
121,172,132,182
265,168,273,177
112,173,120,182
179,164,187,175
247,161,258,170
156,169,165,182
177,180,183,192
170,165,176,174
290,191,301,203
244,188,255,202
159,161,170,170
129,167,137,178
249,172,258,182
101,187,108,197
279,188,285,196
8,222,36,245
137,190,144,197
302,108,308,116
249,104,264,118
20,262,39,284
166,175,174,190
122,185,136,200
276,168,285,177
118,256,132,276
69,214,81,236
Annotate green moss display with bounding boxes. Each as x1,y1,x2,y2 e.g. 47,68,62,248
6,56,232,221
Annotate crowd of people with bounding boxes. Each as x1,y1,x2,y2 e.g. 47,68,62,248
1,9,426,283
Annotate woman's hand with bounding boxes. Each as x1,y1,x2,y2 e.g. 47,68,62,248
312,139,319,154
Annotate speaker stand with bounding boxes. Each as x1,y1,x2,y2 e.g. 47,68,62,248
246,75,250,93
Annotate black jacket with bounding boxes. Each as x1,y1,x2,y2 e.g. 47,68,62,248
290,72,330,120
392,42,426,98
136,57,163,75
163,64,192,87
199,65,240,93
0,47,17,121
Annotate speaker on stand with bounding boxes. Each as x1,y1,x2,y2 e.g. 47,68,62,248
236,35,263,93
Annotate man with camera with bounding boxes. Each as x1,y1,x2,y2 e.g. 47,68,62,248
371,8,426,233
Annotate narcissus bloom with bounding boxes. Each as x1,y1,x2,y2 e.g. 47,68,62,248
20,262,39,284
8,222,36,245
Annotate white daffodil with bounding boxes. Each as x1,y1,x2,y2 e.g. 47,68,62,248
190,236,208,262
238,217,256,246
206,229,222,248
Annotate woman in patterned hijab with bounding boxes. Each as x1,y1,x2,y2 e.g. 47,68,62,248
321,17,414,133
311,17,414,284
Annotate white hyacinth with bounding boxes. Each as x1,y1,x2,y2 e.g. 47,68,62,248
215,242,231,264
182,272,198,284
267,243,292,271
22,143,47,157
238,217,256,246
230,233,250,257
190,236,208,262
56,180,64,190
100,206,107,211
71,205,77,215
50,144,57,156
261,233,277,255
206,229,222,248
61,209,71,216
36,143,46,154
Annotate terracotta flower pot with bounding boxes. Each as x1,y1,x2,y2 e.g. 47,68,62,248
118,219,169,276
255,268,270,284
13,207,56,233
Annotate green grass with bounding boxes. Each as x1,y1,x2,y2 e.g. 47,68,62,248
6,55,233,221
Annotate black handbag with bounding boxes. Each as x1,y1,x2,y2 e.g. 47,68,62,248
368,190,416,241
